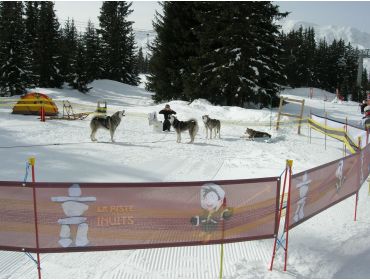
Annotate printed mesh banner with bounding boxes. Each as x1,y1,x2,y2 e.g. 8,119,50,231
0,178,279,253
0,182,36,250
360,143,370,185
288,152,361,228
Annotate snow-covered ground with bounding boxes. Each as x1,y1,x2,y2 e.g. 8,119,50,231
0,78,369,278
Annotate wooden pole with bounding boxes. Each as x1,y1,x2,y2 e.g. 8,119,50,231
29,157,42,279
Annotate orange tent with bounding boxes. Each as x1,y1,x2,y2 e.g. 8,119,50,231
12,92,58,116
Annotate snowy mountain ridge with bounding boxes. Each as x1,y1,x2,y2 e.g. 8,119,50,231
279,19,370,49
135,20,370,56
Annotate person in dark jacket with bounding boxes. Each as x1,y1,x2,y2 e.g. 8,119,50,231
159,104,176,131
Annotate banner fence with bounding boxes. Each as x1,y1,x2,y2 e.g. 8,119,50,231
0,178,280,253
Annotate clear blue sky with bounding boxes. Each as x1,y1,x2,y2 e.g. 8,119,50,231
54,1,370,33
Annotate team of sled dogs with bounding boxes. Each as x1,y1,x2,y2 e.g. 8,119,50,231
90,110,271,143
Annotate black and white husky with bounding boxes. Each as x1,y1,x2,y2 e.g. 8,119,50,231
202,115,221,139
170,115,199,143
90,110,125,142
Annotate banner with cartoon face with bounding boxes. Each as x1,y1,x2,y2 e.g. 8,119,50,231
288,152,361,228
0,178,279,253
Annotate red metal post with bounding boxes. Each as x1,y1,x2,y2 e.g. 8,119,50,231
284,160,293,271
42,106,45,122
269,165,288,271
354,192,359,222
354,137,361,222
30,157,42,279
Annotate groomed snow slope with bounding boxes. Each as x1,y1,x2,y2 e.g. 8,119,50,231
0,80,369,278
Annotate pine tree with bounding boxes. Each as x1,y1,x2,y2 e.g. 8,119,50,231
0,1,27,96
301,27,316,86
184,2,287,107
144,54,149,73
339,43,359,101
313,38,331,90
60,18,78,84
36,1,63,88
280,30,301,88
137,47,145,73
360,68,369,100
24,1,40,88
147,1,200,102
69,36,90,93
98,1,139,85
83,20,101,81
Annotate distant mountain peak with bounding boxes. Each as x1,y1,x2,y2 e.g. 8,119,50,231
278,19,370,49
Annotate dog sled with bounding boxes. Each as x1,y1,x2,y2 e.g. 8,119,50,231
50,100,92,120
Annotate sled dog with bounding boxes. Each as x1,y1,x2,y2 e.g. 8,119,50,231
148,111,163,133
202,115,221,139
90,110,125,142
244,127,271,140
170,115,199,143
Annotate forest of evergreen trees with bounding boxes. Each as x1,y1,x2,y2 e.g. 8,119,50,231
0,1,369,107
279,26,368,102
0,1,139,96
147,2,369,107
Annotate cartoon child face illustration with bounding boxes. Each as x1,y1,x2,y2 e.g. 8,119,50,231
191,183,233,234
200,184,224,213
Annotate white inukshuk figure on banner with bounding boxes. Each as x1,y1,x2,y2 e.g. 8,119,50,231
335,159,346,192
51,184,96,248
293,172,311,223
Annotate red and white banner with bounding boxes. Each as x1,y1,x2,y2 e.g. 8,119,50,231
288,152,361,228
0,178,280,253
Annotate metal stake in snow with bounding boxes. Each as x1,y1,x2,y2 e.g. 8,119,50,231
269,160,293,272
29,157,42,279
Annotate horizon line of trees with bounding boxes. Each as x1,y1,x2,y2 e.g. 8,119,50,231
0,1,141,96
0,1,369,107
146,1,369,107
279,26,369,102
